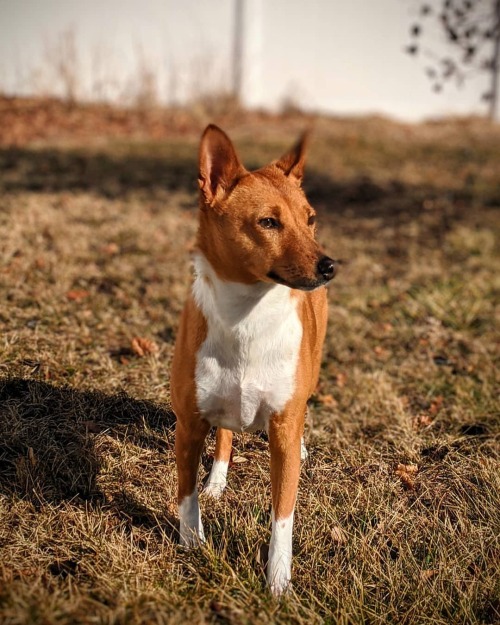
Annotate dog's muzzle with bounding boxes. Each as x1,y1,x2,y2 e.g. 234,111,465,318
316,256,337,282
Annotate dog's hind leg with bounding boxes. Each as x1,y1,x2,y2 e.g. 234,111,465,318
204,427,233,498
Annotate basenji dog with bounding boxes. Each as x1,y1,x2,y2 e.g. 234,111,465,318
170,124,337,595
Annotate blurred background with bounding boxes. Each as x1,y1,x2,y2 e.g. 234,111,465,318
0,0,498,121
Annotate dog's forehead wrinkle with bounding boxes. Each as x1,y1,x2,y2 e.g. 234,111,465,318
231,170,309,221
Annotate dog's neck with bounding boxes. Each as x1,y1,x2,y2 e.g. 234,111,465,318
192,253,296,328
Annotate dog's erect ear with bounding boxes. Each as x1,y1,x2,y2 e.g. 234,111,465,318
274,132,309,186
198,124,246,206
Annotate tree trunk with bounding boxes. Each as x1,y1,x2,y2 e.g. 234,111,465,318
489,0,500,121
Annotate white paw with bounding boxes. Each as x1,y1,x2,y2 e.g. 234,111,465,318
267,559,292,597
179,491,205,547
203,480,226,499
179,525,205,548
203,460,229,498
267,512,294,596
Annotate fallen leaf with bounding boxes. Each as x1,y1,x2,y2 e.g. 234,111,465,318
131,337,159,357
318,393,337,407
396,463,418,476
101,242,119,255
232,455,248,464
335,372,347,388
395,463,418,490
429,396,444,416
28,447,37,467
331,526,347,544
412,414,433,430
374,345,391,359
66,289,90,301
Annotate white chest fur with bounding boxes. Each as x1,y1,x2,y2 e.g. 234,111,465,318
192,254,302,433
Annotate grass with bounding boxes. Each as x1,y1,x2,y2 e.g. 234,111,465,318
0,101,499,624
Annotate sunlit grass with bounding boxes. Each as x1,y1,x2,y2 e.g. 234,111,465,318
0,110,499,624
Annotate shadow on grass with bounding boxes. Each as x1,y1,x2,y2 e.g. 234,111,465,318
0,377,176,510
0,145,485,219
0,146,198,199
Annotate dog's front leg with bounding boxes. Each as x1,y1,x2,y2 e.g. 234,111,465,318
175,419,210,547
267,410,303,596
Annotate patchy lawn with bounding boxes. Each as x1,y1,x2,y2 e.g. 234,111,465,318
0,104,499,624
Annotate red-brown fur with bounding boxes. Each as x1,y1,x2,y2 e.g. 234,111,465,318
170,125,333,592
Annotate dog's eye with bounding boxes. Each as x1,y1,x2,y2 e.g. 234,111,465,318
259,217,281,229
308,215,316,226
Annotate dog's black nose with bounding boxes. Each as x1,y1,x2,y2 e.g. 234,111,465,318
317,256,337,281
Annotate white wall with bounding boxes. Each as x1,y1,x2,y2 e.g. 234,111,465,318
0,0,492,121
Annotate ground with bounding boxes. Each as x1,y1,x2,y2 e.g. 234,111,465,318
0,99,499,624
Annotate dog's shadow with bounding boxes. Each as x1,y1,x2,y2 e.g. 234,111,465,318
0,377,177,534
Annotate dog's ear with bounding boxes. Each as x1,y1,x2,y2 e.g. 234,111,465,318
198,125,246,206
274,132,309,186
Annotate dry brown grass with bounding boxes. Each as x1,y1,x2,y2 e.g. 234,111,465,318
0,104,499,624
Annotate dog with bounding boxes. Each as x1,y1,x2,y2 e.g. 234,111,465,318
170,124,337,595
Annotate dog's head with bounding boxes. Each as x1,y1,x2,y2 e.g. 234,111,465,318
196,124,338,291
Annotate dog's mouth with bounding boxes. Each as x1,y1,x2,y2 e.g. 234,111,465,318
266,271,329,291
